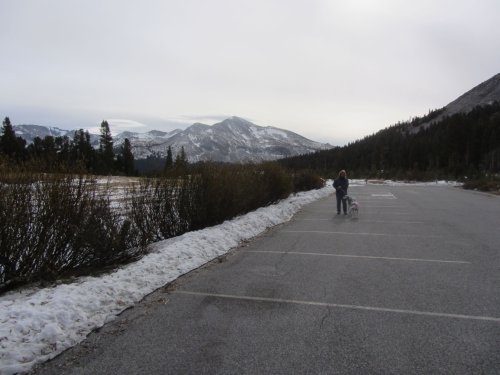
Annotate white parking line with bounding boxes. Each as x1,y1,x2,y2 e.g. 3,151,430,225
371,193,397,199
358,199,397,202
296,219,334,221
297,219,425,224
282,230,441,238
361,206,402,208
245,250,470,264
359,220,425,224
175,291,500,322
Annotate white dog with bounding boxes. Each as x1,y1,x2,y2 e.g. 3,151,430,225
343,195,359,218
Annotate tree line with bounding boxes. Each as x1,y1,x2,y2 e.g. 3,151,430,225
279,102,500,180
0,117,135,175
0,117,197,176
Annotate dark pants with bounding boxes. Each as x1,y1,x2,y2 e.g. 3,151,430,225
336,193,347,213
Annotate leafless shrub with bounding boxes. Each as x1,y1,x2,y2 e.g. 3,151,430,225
127,177,183,244
0,171,140,292
292,169,326,192
0,160,296,292
185,161,293,230
128,161,294,242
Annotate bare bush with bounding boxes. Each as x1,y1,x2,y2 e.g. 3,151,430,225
186,161,293,230
0,172,140,292
127,177,185,244
0,160,298,292
128,161,294,243
292,169,326,192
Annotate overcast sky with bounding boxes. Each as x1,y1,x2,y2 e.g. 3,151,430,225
1,0,499,145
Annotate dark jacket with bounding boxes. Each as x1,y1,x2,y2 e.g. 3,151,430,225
333,176,349,196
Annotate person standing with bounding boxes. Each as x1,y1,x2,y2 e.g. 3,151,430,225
333,170,349,215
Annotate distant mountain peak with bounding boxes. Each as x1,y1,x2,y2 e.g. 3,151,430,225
147,130,169,137
223,116,253,124
13,117,332,163
187,123,211,131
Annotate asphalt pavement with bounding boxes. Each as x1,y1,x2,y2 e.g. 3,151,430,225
31,184,500,374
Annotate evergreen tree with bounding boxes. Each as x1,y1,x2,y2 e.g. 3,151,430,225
99,120,114,174
72,129,94,171
121,138,135,176
27,136,44,159
55,136,71,165
164,145,173,172
174,146,188,173
27,135,57,166
0,117,26,160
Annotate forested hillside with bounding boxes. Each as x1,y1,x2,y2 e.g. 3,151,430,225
280,102,500,180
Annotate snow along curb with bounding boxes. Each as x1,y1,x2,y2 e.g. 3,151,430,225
0,184,334,375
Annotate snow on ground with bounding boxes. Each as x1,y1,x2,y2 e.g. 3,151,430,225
0,180,459,375
351,178,462,187
381,179,462,187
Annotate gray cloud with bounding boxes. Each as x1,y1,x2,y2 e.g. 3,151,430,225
1,0,499,145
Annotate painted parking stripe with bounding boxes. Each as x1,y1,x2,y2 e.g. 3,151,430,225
174,291,500,323
386,212,416,216
297,219,425,224
361,206,403,208
371,193,397,199
357,220,425,224
245,250,470,264
282,230,441,238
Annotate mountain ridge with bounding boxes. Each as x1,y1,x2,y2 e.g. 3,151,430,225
13,116,332,163
279,72,500,179
412,72,500,131
123,116,332,162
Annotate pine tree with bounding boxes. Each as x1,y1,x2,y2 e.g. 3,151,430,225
55,136,71,164
0,117,26,160
174,146,188,173
72,129,94,171
122,138,135,176
99,120,114,174
164,145,173,172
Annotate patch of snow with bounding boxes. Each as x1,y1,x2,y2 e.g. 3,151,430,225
382,180,461,187
248,126,261,138
264,127,288,138
350,179,460,187
188,134,201,148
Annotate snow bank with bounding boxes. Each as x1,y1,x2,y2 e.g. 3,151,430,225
382,179,461,187
350,179,460,187
0,184,335,375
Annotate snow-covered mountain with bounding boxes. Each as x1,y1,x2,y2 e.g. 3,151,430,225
116,117,332,162
12,124,73,142
14,117,332,162
13,124,101,145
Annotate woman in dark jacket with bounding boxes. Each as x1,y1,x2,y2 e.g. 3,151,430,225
333,170,349,215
